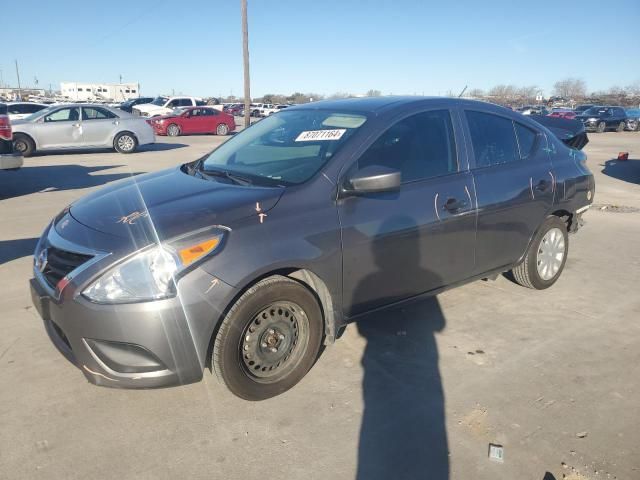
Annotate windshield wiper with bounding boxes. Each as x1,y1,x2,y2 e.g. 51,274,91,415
200,168,253,186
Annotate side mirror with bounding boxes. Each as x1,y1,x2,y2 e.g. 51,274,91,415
345,165,401,194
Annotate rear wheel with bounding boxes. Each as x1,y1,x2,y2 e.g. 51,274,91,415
216,123,229,136
13,134,35,157
212,275,324,400
616,121,625,132
511,216,568,290
113,132,138,153
596,121,606,133
166,124,181,136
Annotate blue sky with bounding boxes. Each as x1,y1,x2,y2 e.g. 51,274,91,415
3,0,639,98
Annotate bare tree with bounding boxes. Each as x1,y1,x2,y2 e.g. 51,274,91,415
552,78,587,99
366,89,382,97
467,88,485,98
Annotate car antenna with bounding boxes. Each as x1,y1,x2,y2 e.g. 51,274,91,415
458,85,468,98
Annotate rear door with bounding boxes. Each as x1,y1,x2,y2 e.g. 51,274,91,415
462,109,554,275
339,108,476,317
80,106,118,146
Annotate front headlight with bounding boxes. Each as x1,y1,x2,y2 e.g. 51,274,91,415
83,229,225,304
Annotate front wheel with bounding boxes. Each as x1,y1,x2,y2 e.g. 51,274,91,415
114,132,138,154
216,123,229,135
13,134,36,157
596,121,606,133
511,216,568,290
616,121,625,132
166,124,181,136
212,276,324,400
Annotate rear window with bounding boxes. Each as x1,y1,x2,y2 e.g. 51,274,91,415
465,111,519,167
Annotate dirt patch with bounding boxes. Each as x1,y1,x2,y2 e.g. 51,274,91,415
591,203,640,213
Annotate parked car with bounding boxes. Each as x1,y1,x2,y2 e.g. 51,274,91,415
118,97,155,113
575,106,628,133
132,96,207,117
574,104,595,114
12,104,155,156
1,102,49,121
268,104,290,115
548,108,577,120
0,103,23,170
149,106,236,136
29,97,593,400
625,108,640,131
518,105,550,116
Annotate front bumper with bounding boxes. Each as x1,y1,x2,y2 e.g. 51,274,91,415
30,220,238,389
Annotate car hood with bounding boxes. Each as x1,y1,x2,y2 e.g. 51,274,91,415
154,114,179,121
134,104,165,113
68,166,284,245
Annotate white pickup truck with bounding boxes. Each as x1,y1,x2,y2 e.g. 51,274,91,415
133,96,209,117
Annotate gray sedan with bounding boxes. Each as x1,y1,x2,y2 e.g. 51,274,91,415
12,104,155,156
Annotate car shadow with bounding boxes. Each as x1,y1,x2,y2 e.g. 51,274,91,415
601,158,640,185
26,143,188,156
352,216,449,480
139,142,188,152
0,164,143,199
0,237,39,265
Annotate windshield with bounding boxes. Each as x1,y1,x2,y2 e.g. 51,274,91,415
151,96,168,106
201,109,367,185
171,107,188,116
24,105,57,121
583,107,607,116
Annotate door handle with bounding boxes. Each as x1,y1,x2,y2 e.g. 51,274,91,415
534,179,550,192
443,197,468,213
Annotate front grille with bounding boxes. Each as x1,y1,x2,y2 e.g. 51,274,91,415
42,247,93,290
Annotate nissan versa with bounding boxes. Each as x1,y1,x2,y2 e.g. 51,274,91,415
30,97,594,400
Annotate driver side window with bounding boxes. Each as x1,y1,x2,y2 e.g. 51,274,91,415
44,107,80,122
358,110,458,183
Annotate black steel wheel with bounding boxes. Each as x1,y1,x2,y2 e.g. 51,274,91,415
13,133,35,157
212,275,323,400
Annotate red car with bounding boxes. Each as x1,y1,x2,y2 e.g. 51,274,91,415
149,106,236,136
548,110,577,120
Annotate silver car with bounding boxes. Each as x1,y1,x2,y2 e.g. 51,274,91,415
12,104,155,156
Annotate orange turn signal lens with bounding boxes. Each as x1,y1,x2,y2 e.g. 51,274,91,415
178,237,221,266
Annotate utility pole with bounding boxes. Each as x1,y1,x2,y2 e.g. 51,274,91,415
119,74,123,84
15,60,22,100
241,0,251,129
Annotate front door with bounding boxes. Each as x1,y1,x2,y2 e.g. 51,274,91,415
339,109,476,318
463,109,554,274
34,107,82,149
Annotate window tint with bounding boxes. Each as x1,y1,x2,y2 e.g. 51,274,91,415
358,109,457,182
196,100,207,106
514,123,537,160
465,111,519,167
178,99,193,107
203,108,217,116
82,107,116,120
44,107,80,122
167,99,180,107
8,105,26,114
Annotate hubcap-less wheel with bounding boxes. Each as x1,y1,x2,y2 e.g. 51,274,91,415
14,140,27,153
240,301,309,382
536,227,565,280
117,134,135,152
167,124,180,136
216,123,229,135
597,122,606,133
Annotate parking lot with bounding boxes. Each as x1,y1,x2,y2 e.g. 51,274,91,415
1,132,639,479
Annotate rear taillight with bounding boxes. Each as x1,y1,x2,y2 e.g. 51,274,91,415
0,115,11,141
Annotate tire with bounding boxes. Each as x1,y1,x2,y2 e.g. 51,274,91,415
166,124,181,137
616,121,625,132
113,132,138,154
212,275,324,401
596,121,606,133
511,216,569,290
13,133,35,157
216,123,229,136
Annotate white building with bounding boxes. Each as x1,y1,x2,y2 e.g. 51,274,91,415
60,82,141,102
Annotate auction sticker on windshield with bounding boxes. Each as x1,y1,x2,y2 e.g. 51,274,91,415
295,129,346,142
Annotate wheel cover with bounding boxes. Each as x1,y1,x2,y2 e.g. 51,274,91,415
117,135,134,151
536,227,565,280
240,301,309,381
168,125,179,136
217,124,227,135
